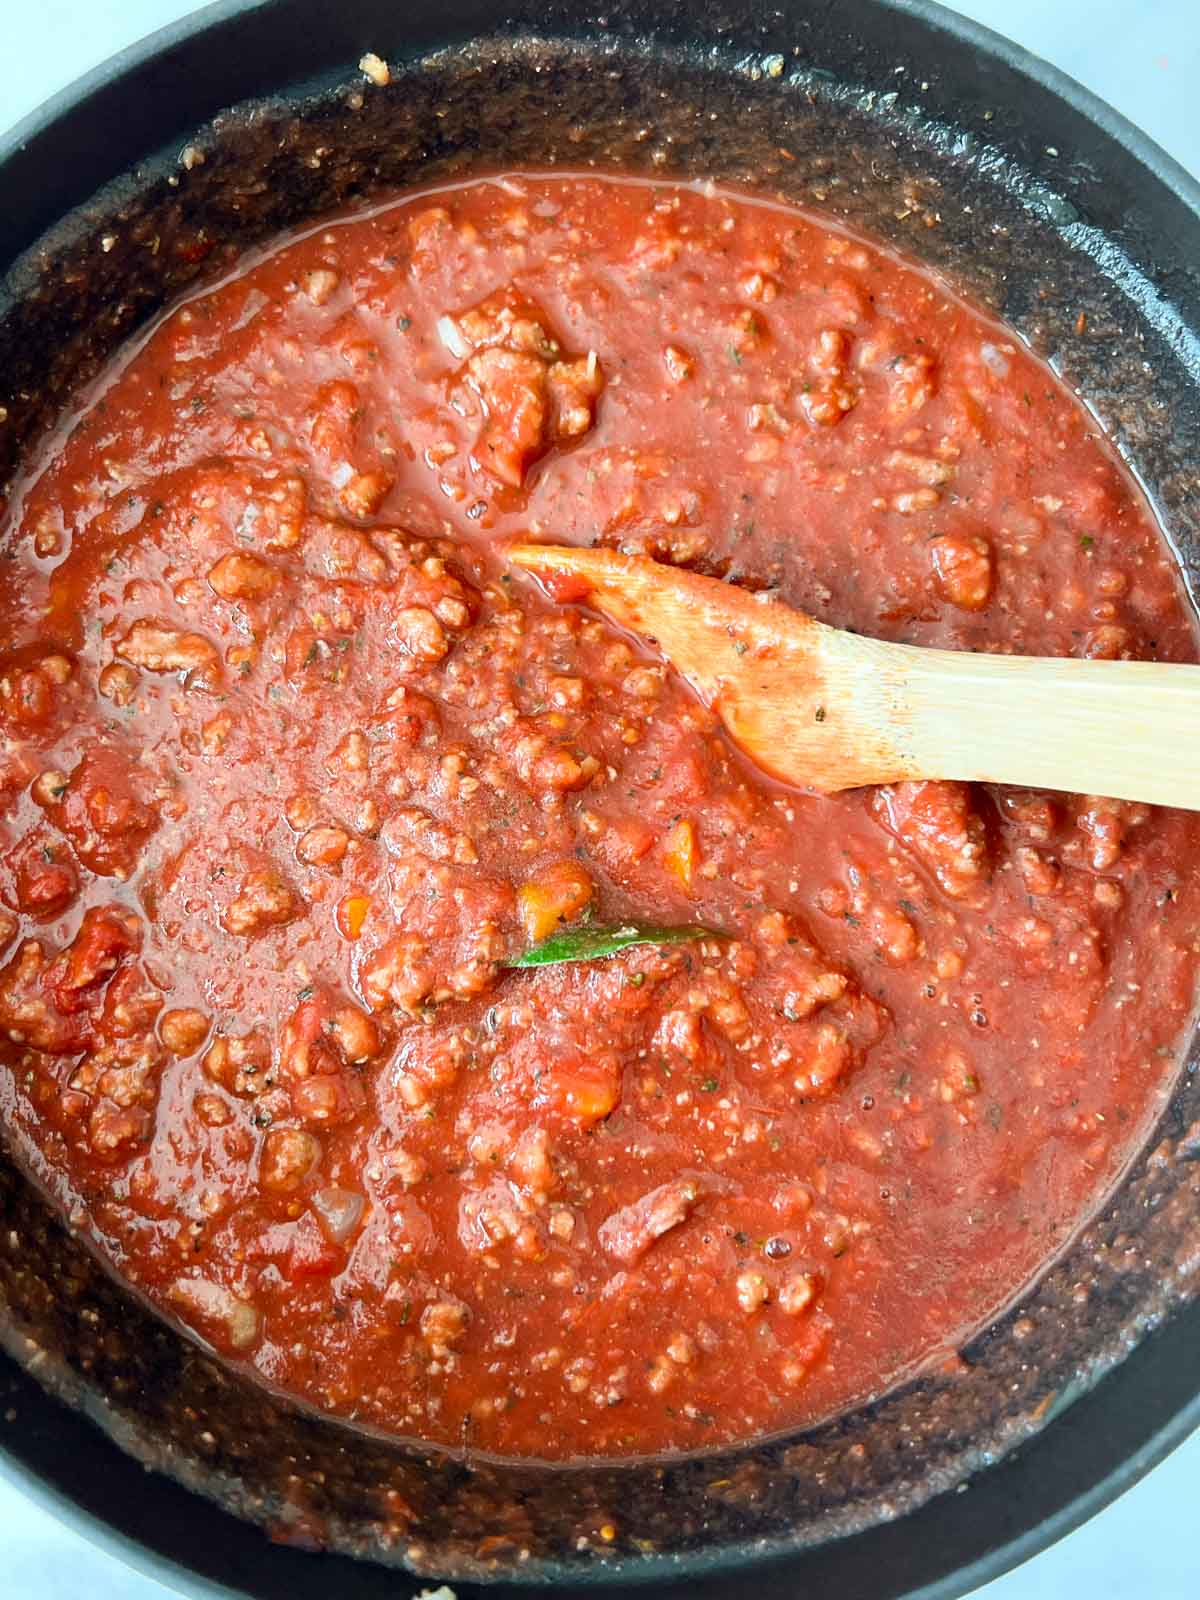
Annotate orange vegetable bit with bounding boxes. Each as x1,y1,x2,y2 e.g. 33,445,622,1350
662,817,698,893
517,858,594,943
336,893,372,941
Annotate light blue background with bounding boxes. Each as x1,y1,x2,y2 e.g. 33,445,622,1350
2,2,1199,1596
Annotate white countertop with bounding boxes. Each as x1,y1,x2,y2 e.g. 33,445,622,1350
1,2,1198,1595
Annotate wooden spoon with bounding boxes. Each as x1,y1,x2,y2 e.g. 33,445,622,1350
509,543,1200,810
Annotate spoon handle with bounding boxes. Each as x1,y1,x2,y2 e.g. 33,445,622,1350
893,646,1200,808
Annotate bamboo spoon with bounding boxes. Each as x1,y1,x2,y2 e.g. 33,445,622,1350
509,543,1200,810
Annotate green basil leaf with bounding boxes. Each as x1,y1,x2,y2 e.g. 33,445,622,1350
507,922,719,969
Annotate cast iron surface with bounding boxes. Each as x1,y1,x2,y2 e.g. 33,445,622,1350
3,1,1200,1595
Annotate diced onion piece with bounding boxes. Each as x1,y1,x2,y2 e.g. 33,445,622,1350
436,314,469,360
233,288,270,331
170,1276,260,1351
312,1185,365,1243
980,341,1011,378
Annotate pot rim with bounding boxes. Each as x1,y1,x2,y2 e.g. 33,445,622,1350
2,2,1199,1596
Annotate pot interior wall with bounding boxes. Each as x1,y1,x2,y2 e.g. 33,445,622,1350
3,4,1200,1594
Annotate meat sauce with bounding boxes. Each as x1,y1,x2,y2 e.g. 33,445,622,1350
1,174,1197,1460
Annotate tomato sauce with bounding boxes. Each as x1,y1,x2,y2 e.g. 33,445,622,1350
1,174,1198,1460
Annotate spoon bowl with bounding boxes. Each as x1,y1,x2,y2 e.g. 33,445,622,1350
511,543,1200,809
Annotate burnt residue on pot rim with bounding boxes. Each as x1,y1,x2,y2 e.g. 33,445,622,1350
2,2,1200,1594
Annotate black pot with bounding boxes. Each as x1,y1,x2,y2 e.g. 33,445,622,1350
3,2,1200,1596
